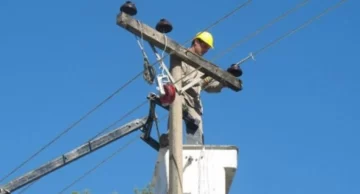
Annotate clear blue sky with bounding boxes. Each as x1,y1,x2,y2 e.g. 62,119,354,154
0,0,359,193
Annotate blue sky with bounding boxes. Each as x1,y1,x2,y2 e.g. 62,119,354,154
0,0,359,194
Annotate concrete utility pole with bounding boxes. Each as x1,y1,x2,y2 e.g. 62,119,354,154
116,4,242,193
168,55,183,194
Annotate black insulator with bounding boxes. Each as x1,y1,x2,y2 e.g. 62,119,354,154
120,1,137,16
227,64,243,77
156,19,173,33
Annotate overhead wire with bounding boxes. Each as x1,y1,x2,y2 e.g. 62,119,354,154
200,0,347,91
89,99,149,140
17,181,34,194
147,0,330,125
173,0,311,87
242,0,348,62
211,0,310,63
0,0,252,184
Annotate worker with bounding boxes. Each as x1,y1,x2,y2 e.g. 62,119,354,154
160,31,242,146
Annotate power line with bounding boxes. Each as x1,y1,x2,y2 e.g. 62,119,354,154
212,0,310,62
17,181,34,194
89,99,149,140
0,0,251,183
173,0,311,86
250,0,347,58
233,0,347,66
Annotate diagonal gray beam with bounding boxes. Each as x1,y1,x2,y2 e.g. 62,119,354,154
0,117,148,193
116,12,242,92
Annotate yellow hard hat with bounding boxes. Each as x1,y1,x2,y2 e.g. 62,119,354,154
194,31,214,48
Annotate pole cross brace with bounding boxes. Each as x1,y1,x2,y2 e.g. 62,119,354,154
178,75,206,94
116,12,242,92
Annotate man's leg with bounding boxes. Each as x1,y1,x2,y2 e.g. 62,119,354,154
160,104,204,146
185,106,204,145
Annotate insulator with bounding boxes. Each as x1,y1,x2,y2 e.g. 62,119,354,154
227,64,243,77
159,83,176,106
120,1,137,16
156,19,173,33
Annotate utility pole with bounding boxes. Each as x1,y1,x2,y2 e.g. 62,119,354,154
168,55,183,194
116,2,242,194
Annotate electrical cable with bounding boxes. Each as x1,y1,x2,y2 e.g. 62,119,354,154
17,181,34,194
203,0,347,91
89,99,148,140
173,0,311,87
212,0,310,63
241,0,348,63
0,0,251,183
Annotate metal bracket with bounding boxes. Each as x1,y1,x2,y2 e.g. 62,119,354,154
142,99,156,139
156,74,170,96
148,43,179,92
140,97,160,151
235,52,256,66
140,134,160,151
147,93,200,131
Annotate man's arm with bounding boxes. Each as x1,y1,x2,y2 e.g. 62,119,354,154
201,76,225,93
201,64,243,93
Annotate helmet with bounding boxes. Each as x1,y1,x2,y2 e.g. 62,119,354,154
194,31,214,48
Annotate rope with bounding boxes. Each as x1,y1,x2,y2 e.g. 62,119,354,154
135,24,157,85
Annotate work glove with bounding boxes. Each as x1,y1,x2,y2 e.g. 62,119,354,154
227,64,243,77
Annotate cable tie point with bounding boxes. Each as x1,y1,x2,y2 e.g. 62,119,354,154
249,52,256,61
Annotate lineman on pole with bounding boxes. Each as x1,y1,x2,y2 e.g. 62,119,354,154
161,31,242,145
